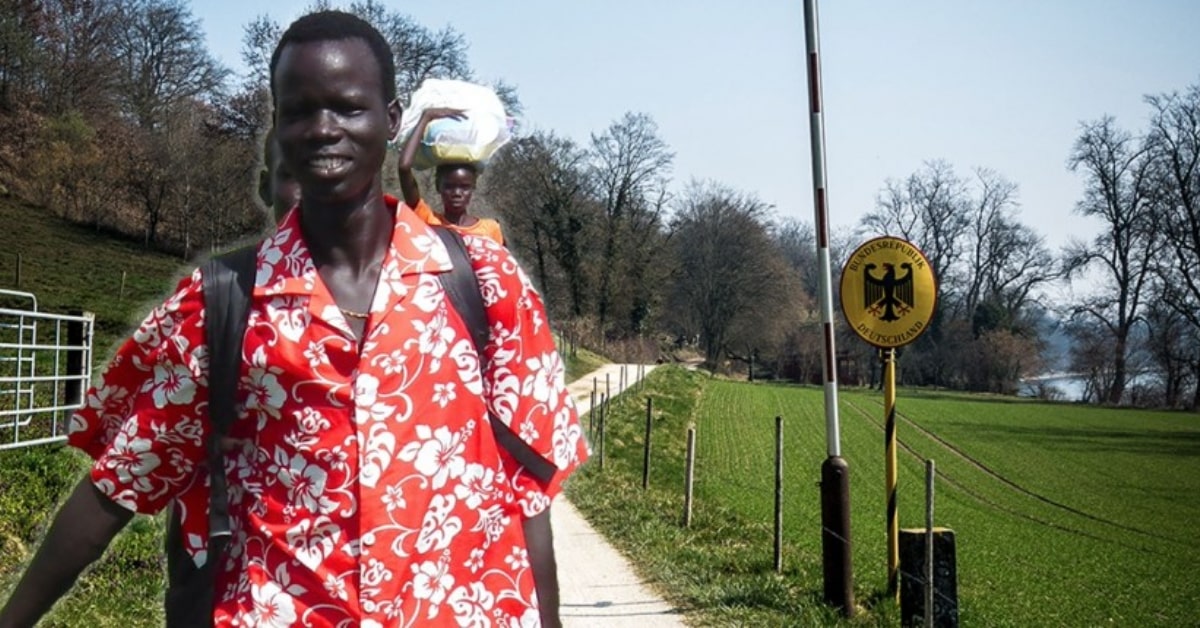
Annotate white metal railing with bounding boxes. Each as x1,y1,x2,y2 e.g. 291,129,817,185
0,289,94,450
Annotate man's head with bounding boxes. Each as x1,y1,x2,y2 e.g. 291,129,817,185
434,163,479,219
258,127,301,221
269,11,401,207
269,11,396,108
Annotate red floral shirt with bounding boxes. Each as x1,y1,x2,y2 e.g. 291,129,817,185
68,201,587,626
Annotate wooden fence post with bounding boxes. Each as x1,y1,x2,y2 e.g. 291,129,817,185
774,415,784,573
641,397,653,490
597,393,607,471
683,425,696,527
589,390,596,441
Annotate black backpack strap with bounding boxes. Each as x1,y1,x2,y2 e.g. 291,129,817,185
200,244,257,540
432,226,556,485
165,243,257,627
432,226,489,354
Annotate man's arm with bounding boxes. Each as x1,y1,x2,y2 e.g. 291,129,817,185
0,477,134,627
523,509,561,628
396,107,466,208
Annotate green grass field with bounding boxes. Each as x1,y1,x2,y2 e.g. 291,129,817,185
567,370,1200,626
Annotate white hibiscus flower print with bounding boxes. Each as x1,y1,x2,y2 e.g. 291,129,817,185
104,421,161,489
249,580,298,628
399,425,467,489
432,381,456,408
504,546,530,571
146,361,196,409
518,418,539,443
277,453,336,514
552,405,584,468
454,463,496,510
372,349,408,375
463,548,485,573
323,573,348,601
448,581,495,627
302,341,328,369
244,370,286,425
411,556,455,617
520,351,565,411
382,483,407,512
409,309,455,372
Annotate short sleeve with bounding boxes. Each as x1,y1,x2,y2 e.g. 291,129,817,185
477,219,504,246
409,198,442,225
470,236,588,511
67,269,212,515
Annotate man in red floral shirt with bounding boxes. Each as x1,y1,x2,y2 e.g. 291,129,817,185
0,10,585,628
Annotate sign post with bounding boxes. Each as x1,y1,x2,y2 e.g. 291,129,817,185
839,236,937,601
801,0,854,615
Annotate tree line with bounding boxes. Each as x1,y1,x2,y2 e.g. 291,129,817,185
0,1,1196,409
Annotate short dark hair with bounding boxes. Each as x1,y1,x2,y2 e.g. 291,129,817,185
269,10,397,106
435,162,480,185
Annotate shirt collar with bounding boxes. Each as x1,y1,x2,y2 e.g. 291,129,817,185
253,195,453,300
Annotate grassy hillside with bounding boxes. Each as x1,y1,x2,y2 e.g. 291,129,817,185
0,198,190,350
567,369,1200,626
0,197,192,625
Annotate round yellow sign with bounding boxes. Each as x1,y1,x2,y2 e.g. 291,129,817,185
839,236,938,348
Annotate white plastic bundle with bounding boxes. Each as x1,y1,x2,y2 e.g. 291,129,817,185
396,78,514,170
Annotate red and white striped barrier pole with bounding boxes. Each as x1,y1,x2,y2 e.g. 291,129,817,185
803,0,854,616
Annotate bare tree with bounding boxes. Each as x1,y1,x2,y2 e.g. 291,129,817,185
863,160,969,301
1065,116,1160,404
485,131,599,319
112,0,227,130
27,0,122,116
1144,82,1200,409
0,0,41,108
772,217,821,302
590,112,673,336
668,181,799,370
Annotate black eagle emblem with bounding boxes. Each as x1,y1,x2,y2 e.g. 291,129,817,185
863,262,913,322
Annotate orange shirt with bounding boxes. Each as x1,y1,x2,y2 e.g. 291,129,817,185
406,198,505,246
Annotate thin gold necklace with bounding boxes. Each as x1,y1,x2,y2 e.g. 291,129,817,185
340,307,369,320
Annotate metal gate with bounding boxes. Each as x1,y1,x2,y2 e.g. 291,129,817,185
0,289,94,450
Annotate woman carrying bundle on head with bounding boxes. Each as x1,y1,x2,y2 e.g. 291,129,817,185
396,107,506,245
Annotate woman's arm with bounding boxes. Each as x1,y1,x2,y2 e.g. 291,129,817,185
397,107,466,208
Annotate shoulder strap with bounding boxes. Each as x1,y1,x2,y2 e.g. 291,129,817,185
431,226,556,485
432,226,489,353
200,244,257,539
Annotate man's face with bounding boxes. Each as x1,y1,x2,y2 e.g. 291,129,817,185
272,38,399,207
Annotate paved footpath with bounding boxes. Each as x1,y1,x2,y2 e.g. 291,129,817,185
553,363,688,627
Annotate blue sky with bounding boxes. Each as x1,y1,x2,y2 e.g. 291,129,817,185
194,1,1200,251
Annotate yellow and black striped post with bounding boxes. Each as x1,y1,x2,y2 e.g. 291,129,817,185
884,347,899,600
